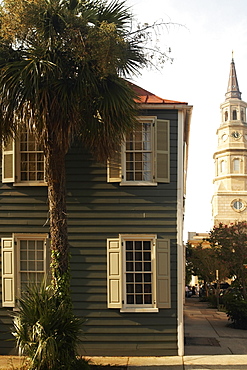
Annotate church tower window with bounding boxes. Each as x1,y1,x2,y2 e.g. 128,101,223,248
241,110,245,121
233,158,240,172
220,160,225,173
232,110,237,120
224,111,228,121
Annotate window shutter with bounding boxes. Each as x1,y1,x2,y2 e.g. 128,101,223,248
107,238,122,308
156,239,171,308
107,149,121,182
1,238,15,307
155,120,170,183
2,139,15,183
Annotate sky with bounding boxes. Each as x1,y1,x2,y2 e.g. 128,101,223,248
126,0,247,241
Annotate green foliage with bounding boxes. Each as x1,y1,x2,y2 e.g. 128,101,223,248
12,280,85,370
223,288,247,329
186,242,229,287
208,222,247,299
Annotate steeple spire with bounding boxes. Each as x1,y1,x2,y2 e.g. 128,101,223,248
225,56,241,100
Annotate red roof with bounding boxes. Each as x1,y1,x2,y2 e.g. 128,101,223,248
130,82,187,105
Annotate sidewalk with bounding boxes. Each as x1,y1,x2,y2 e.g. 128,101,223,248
1,298,247,369
183,297,247,369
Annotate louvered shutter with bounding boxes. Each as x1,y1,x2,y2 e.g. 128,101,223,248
156,239,171,308
1,238,15,307
107,238,122,308
155,120,170,183
107,149,121,182
2,139,15,183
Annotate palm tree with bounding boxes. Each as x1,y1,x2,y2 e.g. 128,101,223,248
0,0,146,298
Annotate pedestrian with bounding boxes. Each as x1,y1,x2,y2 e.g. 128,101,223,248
192,286,196,296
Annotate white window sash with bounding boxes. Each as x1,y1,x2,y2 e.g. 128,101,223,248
1,234,49,307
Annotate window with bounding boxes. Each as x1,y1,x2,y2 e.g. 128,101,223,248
220,160,225,173
1,234,49,307
125,121,152,182
241,110,245,122
107,235,170,312
233,110,237,120
2,129,45,185
231,199,246,212
107,117,170,185
233,158,240,172
224,111,228,121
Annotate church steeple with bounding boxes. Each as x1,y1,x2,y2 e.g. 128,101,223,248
225,56,241,100
212,57,247,227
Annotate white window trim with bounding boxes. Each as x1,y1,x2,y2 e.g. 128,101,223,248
15,234,49,299
107,235,171,312
1,233,49,307
107,116,170,185
120,117,156,186
2,135,47,186
120,234,157,313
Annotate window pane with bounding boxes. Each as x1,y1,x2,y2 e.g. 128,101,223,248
124,121,153,182
144,284,151,293
144,273,151,282
126,241,133,250
127,284,134,293
37,261,44,271
126,252,133,261
126,262,133,271
37,241,44,250
135,241,142,250
126,273,134,282
28,240,35,250
28,261,36,270
136,284,142,293
28,251,35,260
20,251,27,260
135,252,142,261
135,273,142,282
143,241,151,250
20,261,27,271
124,238,153,307
136,295,143,304
144,262,151,271
144,295,152,304
135,172,142,181
127,295,134,304
144,252,151,261
19,129,45,182
126,172,134,181
135,262,142,271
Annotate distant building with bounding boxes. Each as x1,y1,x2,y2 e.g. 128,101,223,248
212,57,247,225
187,232,210,248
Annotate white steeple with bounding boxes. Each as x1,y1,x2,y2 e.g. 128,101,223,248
212,57,247,226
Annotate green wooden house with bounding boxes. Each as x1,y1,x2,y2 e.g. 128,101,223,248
0,83,192,356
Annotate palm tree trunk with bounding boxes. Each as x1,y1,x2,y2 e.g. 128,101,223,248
44,140,70,298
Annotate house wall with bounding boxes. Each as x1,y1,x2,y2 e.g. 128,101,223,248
0,109,180,356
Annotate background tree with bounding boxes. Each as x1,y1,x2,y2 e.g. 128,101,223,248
208,222,247,299
186,242,229,296
0,0,173,298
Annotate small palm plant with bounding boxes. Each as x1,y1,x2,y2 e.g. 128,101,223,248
12,280,86,370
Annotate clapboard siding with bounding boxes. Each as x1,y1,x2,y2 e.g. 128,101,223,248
65,109,179,355
0,109,182,356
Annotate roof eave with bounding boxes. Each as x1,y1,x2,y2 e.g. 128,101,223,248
138,103,193,110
